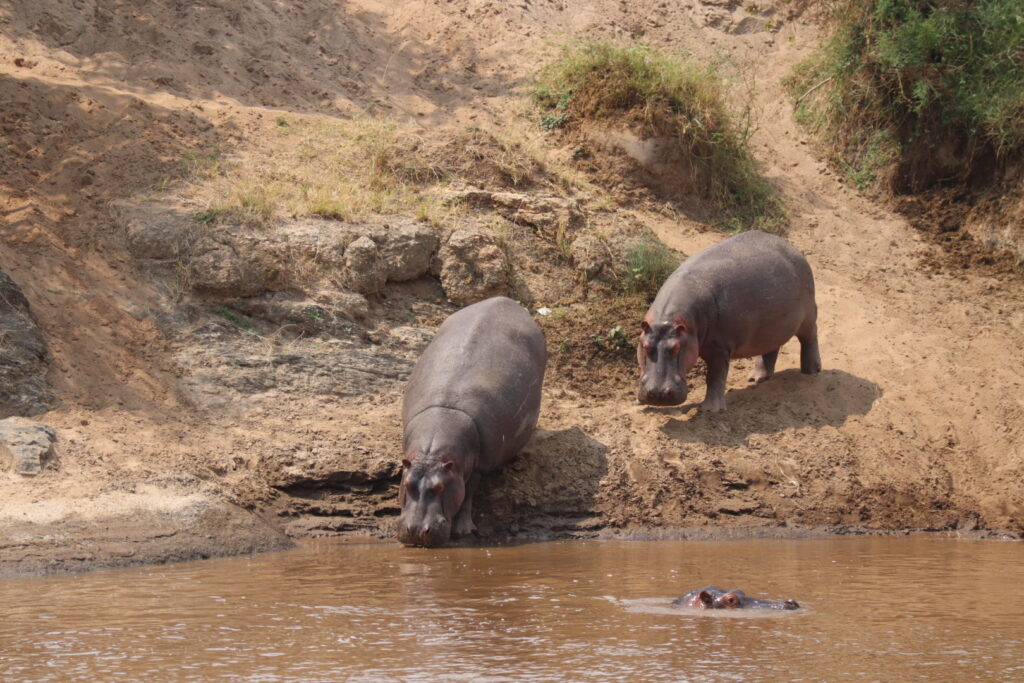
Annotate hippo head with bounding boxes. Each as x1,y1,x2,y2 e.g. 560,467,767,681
396,455,466,548
636,317,699,406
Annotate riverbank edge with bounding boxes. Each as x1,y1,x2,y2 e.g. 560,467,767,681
3,519,1018,579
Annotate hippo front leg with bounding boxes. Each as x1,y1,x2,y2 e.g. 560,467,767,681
452,472,481,537
700,347,730,412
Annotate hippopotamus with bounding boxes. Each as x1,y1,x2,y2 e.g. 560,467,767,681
397,296,547,547
673,586,800,610
637,230,820,411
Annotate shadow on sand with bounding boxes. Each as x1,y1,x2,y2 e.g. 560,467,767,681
652,368,881,447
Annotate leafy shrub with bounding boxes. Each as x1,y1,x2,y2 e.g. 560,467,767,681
788,0,1024,190
533,41,785,232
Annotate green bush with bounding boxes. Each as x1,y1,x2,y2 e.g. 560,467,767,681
533,41,785,232
789,0,1024,188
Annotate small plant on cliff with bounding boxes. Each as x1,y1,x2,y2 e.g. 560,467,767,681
624,237,678,300
532,41,785,232
787,0,1024,192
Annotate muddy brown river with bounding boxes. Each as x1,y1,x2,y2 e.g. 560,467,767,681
2,536,1022,681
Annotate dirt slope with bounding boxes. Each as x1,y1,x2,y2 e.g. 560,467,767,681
1,0,1021,575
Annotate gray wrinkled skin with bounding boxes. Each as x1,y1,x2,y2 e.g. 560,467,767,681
398,297,547,547
637,230,821,412
673,586,800,610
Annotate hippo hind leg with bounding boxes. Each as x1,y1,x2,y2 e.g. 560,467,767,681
747,349,779,384
798,319,821,375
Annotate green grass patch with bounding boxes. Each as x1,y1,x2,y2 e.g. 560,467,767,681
532,41,785,232
623,237,679,300
787,0,1024,190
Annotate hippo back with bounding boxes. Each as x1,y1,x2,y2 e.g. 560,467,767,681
655,230,815,315
403,297,547,472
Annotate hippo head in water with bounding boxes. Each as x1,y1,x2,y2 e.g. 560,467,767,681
637,316,699,406
396,454,466,548
674,586,800,610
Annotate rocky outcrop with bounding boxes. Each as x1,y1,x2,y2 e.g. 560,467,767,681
188,237,280,296
0,271,52,418
175,319,423,409
444,187,583,238
118,202,441,299
0,417,56,476
437,227,510,305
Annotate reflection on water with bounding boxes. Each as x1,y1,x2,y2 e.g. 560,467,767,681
2,536,1023,681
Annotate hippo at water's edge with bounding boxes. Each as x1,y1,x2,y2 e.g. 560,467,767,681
398,296,547,548
637,230,821,411
673,586,800,610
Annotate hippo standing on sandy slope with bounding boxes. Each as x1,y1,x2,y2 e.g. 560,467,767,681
397,297,547,548
673,586,800,610
637,230,820,412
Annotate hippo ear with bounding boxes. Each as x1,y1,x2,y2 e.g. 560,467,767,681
698,590,714,607
674,320,689,335
441,458,455,471
401,458,412,469
640,320,651,334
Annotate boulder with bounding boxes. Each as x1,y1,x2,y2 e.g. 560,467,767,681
376,220,439,282
437,228,509,305
342,235,388,294
188,238,278,297
0,417,56,476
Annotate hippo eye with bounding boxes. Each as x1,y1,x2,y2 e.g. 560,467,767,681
432,483,444,496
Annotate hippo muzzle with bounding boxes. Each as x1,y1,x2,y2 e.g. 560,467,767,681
397,515,452,548
637,371,688,406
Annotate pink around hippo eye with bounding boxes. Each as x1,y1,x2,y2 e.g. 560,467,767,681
432,483,444,495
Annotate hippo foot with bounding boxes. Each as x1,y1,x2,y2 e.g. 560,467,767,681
452,516,477,537
699,398,725,412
